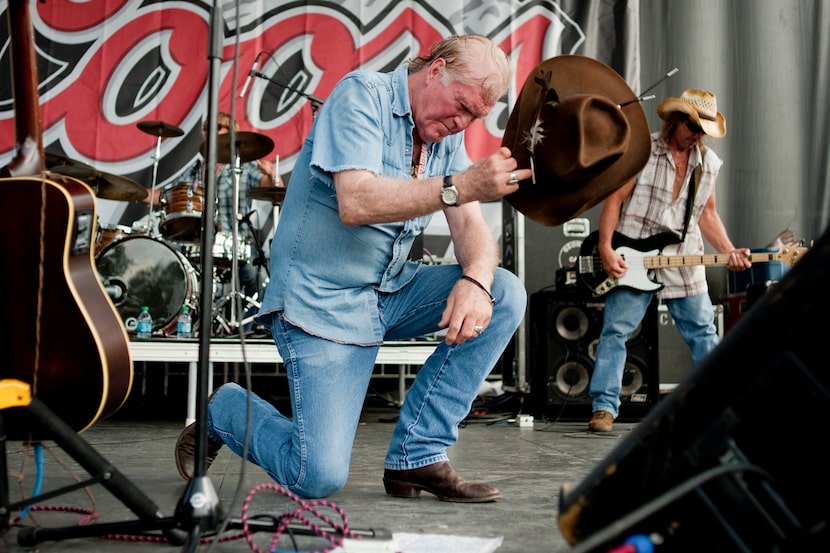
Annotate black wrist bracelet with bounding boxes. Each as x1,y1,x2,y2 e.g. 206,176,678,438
461,275,496,305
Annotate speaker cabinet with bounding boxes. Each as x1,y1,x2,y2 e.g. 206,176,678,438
499,204,598,392
557,226,830,552
529,289,659,421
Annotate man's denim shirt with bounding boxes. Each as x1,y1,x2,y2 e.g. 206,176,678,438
257,65,472,344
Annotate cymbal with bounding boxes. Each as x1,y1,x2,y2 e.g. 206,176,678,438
137,120,184,138
50,164,148,202
202,131,275,164
246,187,287,204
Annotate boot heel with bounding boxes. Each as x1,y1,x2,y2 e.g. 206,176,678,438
383,478,421,497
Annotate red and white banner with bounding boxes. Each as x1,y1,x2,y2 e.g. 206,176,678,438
1,0,638,225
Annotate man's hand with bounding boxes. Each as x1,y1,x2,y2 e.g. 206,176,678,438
727,248,752,271
599,246,628,278
458,147,532,203
439,279,494,345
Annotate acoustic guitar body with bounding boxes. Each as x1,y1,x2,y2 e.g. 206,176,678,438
1,175,133,441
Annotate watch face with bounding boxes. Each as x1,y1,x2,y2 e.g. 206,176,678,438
441,187,458,205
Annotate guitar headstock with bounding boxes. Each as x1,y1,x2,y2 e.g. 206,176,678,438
775,246,809,266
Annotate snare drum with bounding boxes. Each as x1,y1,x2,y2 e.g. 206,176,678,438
95,223,133,257
159,182,203,243
181,233,251,267
95,236,199,336
212,231,252,267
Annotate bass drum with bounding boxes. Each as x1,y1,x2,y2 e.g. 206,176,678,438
96,236,199,336
95,223,134,257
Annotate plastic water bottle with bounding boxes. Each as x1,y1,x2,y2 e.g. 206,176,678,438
177,305,193,339
136,305,153,339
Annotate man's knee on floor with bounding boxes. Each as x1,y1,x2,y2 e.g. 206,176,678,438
289,465,349,499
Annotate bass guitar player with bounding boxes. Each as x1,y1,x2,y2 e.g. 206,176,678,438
586,88,751,434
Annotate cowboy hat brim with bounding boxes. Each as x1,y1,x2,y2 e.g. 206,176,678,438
501,55,650,226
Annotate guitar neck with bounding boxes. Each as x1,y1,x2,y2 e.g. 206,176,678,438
2,0,43,177
645,251,784,270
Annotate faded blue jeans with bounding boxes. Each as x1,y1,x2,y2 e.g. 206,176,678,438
589,290,720,418
206,264,526,498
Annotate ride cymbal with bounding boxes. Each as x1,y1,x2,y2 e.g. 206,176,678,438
203,131,275,163
246,187,287,204
137,120,185,138
50,164,148,202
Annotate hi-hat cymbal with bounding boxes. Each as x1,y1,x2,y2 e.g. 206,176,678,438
202,131,275,164
50,164,148,202
246,187,287,204
137,120,184,138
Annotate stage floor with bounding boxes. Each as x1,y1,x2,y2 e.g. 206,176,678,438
2,389,633,553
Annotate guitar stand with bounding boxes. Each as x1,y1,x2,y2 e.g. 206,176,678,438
1,380,389,549
0,379,187,546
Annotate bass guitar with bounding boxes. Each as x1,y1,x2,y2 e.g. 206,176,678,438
577,230,807,297
1,0,133,440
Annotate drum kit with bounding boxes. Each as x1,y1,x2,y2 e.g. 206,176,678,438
52,120,283,338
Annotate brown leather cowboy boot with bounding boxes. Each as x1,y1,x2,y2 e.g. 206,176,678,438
174,422,223,480
383,461,502,503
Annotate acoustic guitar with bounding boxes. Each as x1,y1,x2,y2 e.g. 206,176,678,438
1,0,133,440
577,230,808,297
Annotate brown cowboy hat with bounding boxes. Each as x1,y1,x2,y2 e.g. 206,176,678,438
502,55,650,226
657,88,726,137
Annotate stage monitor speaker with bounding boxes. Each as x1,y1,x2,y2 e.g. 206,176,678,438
529,289,659,421
557,227,830,553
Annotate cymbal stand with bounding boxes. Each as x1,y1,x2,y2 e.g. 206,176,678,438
211,151,260,336
212,289,261,336
141,133,164,238
211,223,267,336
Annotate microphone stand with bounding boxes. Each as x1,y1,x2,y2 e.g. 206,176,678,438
248,70,324,116
174,1,223,545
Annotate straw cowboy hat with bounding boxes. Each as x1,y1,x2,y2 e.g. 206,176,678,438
657,88,726,138
501,55,650,226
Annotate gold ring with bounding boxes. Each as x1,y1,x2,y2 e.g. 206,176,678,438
473,325,484,335
508,172,519,184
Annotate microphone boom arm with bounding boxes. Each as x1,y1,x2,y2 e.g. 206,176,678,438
249,70,325,112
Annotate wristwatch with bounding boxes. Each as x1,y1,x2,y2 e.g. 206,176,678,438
440,175,459,206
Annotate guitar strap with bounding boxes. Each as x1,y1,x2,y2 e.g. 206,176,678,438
680,145,706,242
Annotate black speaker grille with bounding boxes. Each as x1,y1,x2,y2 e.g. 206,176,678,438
529,289,659,421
